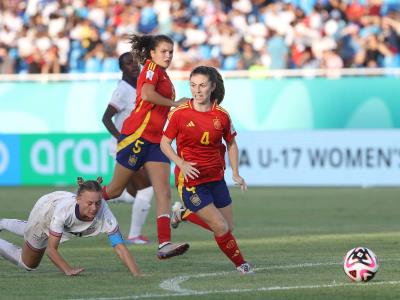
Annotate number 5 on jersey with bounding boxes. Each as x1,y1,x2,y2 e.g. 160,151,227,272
133,139,144,153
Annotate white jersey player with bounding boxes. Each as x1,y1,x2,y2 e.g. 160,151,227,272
0,178,141,276
102,52,154,245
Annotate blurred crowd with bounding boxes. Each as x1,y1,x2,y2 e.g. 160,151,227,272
1,0,400,74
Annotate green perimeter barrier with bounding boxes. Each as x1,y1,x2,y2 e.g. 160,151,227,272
20,134,114,185
0,133,174,186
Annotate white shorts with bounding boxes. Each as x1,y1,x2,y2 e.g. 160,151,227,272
24,195,57,251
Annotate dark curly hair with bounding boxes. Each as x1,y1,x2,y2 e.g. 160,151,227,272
129,34,174,65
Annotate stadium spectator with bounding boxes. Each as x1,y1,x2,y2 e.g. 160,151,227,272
160,66,253,274
101,34,190,259
1,0,400,74
102,52,154,245
0,177,141,277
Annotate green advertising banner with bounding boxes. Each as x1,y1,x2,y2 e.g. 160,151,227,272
20,134,115,185
1,76,400,134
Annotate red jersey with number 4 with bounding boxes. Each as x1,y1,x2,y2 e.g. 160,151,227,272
163,100,236,187
121,59,175,143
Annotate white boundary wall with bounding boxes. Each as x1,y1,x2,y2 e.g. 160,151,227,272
224,130,400,187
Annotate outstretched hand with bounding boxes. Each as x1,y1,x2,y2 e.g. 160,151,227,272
232,175,248,192
65,268,85,276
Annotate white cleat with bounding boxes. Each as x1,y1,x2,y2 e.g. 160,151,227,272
157,242,190,259
171,202,186,229
236,262,255,275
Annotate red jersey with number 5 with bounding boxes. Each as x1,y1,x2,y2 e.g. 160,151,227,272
121,59,175,143
163,100,236,187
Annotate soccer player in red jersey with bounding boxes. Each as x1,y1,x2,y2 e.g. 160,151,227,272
101,34,190,259
160,66,254,274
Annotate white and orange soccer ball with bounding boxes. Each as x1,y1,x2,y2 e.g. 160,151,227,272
343,247,379,282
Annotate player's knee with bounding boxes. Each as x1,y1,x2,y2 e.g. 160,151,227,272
212,219,229,236
18,258,37,271
156,188,171,202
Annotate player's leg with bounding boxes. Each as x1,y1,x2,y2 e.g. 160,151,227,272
171,203,212,231
145,161,189,259
0,237,45,271
213,180,253,274
186,182,253,274
193,203,229,236
111,175,137,203
0,219,27,236
103,162,134,200
21,242,45,269
126,168,153,244
196,204,251,273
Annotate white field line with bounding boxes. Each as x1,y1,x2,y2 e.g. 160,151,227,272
159,261,341,294
70,259,400,300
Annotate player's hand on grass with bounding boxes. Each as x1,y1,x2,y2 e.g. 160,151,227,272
65,268,85,276
179,160,200,181
233,175,247,192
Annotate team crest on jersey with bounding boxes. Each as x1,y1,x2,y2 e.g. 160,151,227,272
146,70,154,80
190,193,201,206
213,118,222,130
128,154,138,166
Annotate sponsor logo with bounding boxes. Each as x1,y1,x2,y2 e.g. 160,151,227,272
30,138,111,175
186,121,195,127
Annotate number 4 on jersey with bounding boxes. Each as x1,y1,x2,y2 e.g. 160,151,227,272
200,131,210,145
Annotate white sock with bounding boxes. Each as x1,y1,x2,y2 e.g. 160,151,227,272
0,219,27,236
128,187,153,238
0,238,22,266
121,189,136,203
110,189,135,203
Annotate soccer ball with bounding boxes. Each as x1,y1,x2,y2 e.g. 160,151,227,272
343,247,379,282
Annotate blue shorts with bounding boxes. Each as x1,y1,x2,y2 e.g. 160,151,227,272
116,136,170,171
180,179,232,212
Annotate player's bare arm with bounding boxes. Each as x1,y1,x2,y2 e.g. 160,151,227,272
46,233,85,276
113,243,142,276
102,105,121,139
141,83,176,107
227,138,247,192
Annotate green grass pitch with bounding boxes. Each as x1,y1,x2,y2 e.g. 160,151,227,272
0,186,399,300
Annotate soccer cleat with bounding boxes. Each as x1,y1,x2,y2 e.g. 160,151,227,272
236,262,255,275
171,202,186,229
157,242,190,259
125,235,150,245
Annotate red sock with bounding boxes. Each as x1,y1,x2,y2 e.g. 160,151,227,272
183,211,211,231
157,215,171,245
214,231,245,267
102,186,110,200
